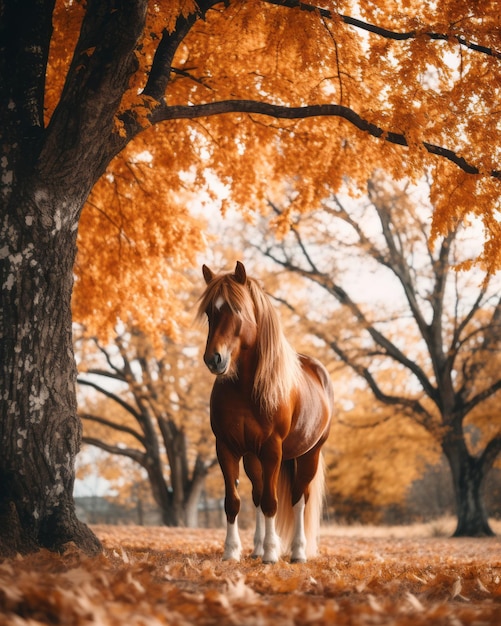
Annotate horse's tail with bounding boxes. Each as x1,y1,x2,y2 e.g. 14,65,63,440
276,453,325,558
304,452,325,557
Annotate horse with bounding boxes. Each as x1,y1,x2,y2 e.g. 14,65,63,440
197,261,334,563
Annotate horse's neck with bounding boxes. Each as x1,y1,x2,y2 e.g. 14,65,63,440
235,346,259,395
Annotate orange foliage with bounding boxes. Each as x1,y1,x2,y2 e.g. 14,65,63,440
1,526,501,625
44,1,501,340
73,131,207,341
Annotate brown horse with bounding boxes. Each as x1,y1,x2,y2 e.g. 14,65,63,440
198,261,334,563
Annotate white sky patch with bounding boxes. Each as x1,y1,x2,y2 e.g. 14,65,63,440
131,150,153,164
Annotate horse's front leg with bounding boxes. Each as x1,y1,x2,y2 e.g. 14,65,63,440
217,442,242,561
243,453,265,559
259,438,282,564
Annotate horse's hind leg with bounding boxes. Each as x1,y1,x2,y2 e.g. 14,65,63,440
291,494,307,563
291,445,325,562
217,442,242,561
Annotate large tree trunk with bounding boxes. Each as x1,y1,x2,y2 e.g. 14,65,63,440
443,433,494,537
0,0,150,555
0,184,101,556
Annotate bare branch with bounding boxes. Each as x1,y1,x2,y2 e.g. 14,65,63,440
79,412,146,447
327,336,436,433
265,236,439,403
462,378,501,416
81,437,147,466
481,432,501,473
77,376,141,421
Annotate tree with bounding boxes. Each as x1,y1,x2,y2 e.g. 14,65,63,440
326,383,442,524
76,324,217,527
1,1,500,554
252,177,501,536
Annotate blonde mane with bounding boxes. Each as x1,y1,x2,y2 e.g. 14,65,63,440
197,272,302,414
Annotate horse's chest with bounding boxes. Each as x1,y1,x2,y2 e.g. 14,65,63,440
210,386,274,453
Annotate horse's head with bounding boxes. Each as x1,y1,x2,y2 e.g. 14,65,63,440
199,261,257,377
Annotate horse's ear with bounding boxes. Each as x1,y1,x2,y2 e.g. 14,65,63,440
234,261,247,285
202,264,215,284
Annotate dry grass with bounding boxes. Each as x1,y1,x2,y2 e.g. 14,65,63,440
1,522,501,625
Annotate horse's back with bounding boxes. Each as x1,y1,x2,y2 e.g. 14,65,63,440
299,354,335,418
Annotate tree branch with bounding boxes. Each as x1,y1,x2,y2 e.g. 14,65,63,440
480,432,501,474
77,376,142,421
327,336,437,433
79,412,146,447
264,0,501,59
149,100,501,179
462,378,501,416
81,437,147,466
265,243,440,403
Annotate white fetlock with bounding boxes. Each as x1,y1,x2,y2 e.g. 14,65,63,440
223,520,242,561
262,515,280,564
263,541,280,564
291,539,307,563
251,506,265,558
291,496,307,563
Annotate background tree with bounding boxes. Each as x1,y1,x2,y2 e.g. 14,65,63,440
1,1,500,554
76,323,217,527
250,176,501,536
325,378,442,524
76,431,159,524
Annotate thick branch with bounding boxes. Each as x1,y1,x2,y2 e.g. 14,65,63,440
149,100,501,179
144,0,220,100
41,0,148,181
481,433,501,474
462,378,501,416
0,0,54,136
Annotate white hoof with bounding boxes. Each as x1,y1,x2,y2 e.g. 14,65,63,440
222,544,241,562
262,543,279,564
251,545,264,559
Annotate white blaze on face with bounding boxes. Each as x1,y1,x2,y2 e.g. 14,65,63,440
214,295,225,311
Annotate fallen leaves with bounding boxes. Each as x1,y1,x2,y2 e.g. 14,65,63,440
0,526,500,625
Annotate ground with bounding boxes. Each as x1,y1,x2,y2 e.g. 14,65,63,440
0,521,500,625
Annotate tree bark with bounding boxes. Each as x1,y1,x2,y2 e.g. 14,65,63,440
0,0,149,555
0,184,101,556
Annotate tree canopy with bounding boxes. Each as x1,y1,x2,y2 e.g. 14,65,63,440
58,0,501,340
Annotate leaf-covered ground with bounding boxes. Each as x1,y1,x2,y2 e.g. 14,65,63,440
1,524,501,625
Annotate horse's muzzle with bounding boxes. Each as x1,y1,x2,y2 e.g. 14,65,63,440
204,351,229,375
